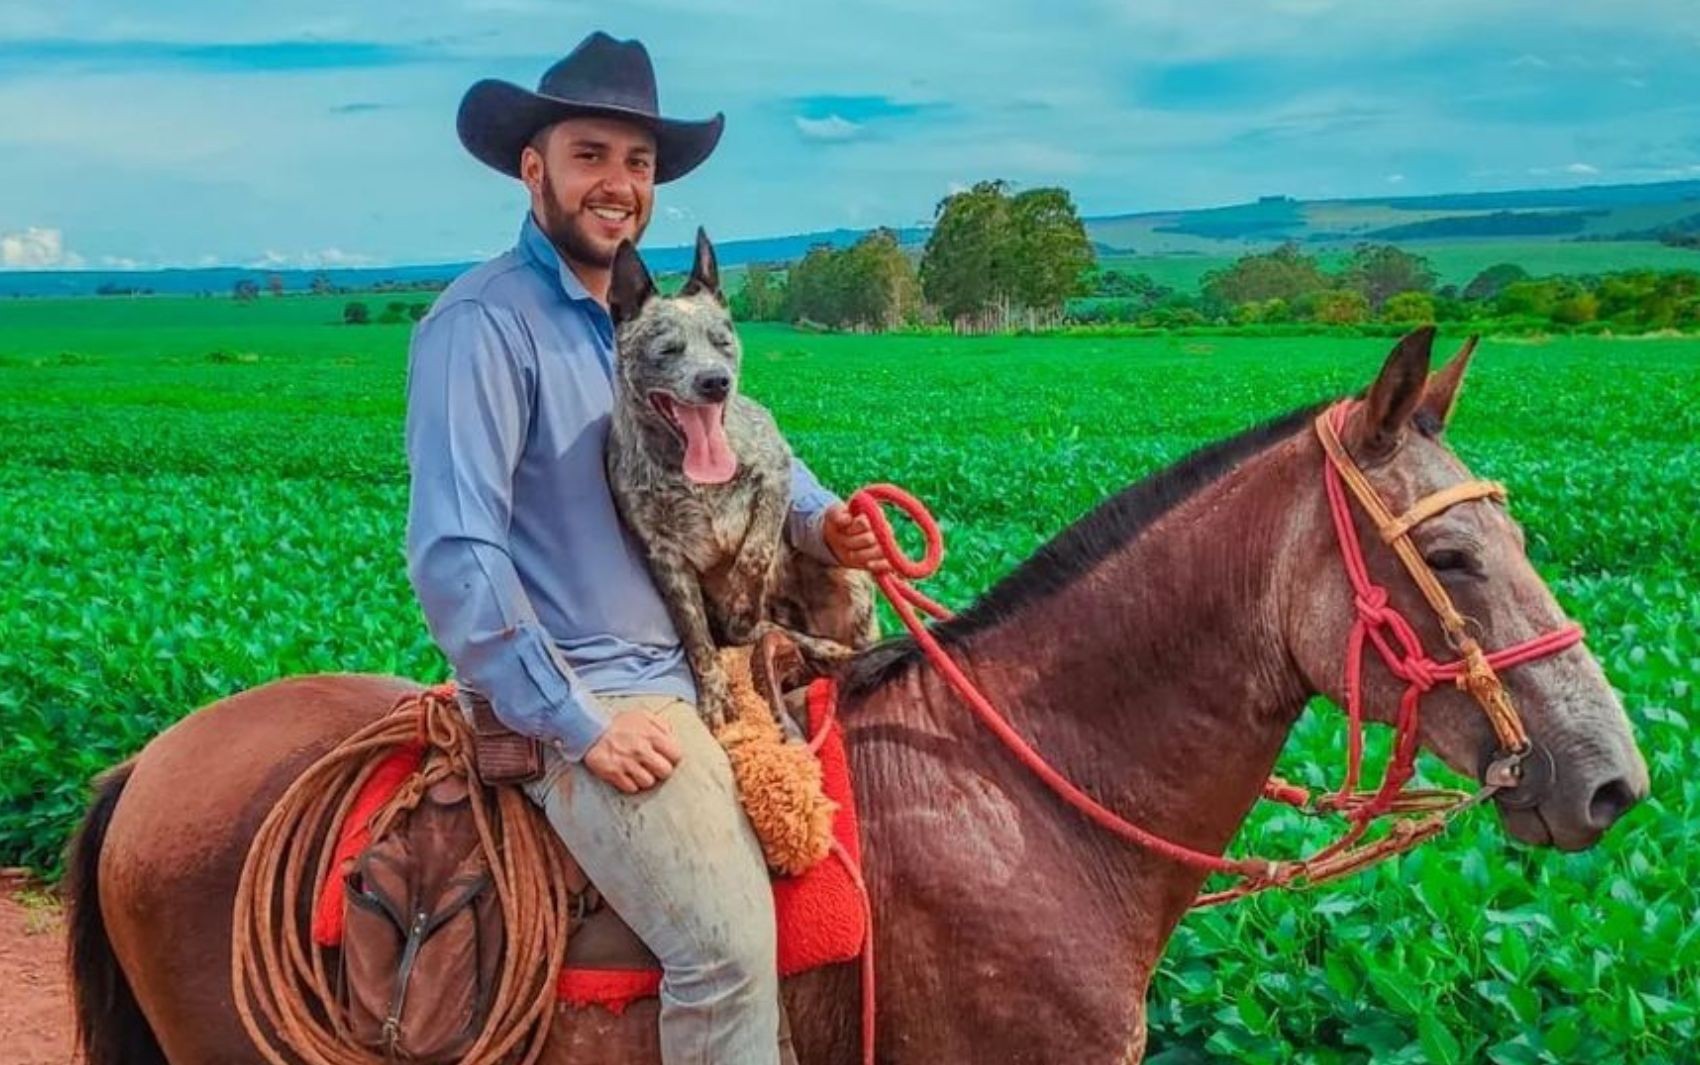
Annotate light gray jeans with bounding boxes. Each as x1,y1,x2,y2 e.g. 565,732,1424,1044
514,693,782,1065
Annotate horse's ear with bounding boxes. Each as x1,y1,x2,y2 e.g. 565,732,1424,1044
608,240,656,327
1353,325,1435,457
1417,334,1479,434
679,227,724,304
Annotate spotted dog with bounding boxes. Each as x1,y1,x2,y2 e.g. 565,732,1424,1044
605,229,877,728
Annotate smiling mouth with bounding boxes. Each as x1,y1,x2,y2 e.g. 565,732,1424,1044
588,204,633,223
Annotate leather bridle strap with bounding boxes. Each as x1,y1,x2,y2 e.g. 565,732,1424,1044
1382,480,1507,544
1313,402,1585,781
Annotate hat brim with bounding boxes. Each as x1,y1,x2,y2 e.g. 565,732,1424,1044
457,79,723,184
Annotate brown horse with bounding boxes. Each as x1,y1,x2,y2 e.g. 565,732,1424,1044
66,330,1648,1064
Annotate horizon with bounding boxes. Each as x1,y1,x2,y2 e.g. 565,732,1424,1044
3,1,1697,271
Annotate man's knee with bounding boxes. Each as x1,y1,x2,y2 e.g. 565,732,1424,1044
669,907,778,1003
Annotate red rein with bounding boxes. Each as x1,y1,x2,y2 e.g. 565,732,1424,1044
830,405,1586,1060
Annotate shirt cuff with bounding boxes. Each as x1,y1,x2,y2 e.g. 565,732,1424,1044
509,631,611,761
787,502,840,566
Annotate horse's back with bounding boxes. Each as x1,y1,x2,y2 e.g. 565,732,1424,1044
98,672,419,1063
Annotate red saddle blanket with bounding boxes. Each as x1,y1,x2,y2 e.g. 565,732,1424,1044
312,679,866,1013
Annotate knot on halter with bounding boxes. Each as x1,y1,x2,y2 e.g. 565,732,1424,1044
1398,656,1440,692
1354,587,1390,620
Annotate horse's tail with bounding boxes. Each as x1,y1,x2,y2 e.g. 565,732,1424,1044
64,759,168,1065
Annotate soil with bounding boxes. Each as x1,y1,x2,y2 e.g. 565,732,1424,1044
0,872,78,1064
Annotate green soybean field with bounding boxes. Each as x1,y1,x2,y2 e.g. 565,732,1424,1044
2,295,1695,1063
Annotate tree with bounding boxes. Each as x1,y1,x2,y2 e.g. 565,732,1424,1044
1310,290,1370,325
1382,291,1437,324
1463,263,1528,302
783,245,842,327
1202,243,1328,309
1339,244,1437,310
343,301,370,325
310,272,334,296
266,273,285,298
1552,290,1600,326
232,279,260,302
838,229,921,329
781,232,919,330
1008,187,1094,316
920,180,1016,322
731,264,786,322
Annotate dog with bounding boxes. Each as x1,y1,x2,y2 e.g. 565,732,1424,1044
605,229,878,729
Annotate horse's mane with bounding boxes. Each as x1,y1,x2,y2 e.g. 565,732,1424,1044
845,399,1329,695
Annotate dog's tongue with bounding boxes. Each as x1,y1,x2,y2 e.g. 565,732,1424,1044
673,401,736,484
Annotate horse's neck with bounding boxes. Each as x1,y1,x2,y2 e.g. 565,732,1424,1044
849,431,1319,967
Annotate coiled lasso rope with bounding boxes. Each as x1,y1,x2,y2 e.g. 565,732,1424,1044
231,684,575,1065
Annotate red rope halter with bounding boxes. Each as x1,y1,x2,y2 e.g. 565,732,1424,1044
833,401,1586,1058
845,400,1585,896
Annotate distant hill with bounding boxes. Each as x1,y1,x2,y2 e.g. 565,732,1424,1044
2,180,1696,299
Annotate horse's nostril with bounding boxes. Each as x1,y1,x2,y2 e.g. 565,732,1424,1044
1588,777,1639,828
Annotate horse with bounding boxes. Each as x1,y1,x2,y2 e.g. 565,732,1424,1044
65,328,1648,1063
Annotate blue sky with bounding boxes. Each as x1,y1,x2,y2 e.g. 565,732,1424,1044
2,0,1697,269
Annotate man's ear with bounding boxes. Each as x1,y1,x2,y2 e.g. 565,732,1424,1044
608,241,656,327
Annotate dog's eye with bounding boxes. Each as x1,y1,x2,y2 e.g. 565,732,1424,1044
661,341,686,357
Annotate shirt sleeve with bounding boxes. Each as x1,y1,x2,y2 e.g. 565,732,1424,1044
785,454,843,566
404,301,610,760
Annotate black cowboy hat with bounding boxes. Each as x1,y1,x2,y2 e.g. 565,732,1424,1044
457,32,724,184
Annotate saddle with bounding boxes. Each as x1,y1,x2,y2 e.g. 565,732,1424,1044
315,632,866,1061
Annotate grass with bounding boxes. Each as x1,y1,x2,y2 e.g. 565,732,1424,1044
2,295,1696,1062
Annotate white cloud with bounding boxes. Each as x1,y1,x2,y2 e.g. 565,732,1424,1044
251,247,375,268
663,205,695,222
1564,162,1600,175
795,115,863,142
1386,173,1405,184
0,226,83,268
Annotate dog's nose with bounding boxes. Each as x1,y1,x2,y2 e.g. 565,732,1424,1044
694,371,731,403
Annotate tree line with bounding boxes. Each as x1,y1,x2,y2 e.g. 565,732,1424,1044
731,179,1095,332
1071,242,1700,333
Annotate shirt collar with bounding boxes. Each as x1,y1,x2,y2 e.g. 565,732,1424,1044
518,212,598,305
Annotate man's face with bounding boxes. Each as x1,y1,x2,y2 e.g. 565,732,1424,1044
523,116,657,269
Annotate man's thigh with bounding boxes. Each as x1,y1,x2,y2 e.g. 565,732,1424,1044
522,695,774,964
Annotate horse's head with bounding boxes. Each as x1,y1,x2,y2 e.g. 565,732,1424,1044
1286,327,1649,851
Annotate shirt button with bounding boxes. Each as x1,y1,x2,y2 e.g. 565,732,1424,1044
551,739,567,753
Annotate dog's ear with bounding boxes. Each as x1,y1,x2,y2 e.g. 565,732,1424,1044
608,240,656,326
679,227,724,305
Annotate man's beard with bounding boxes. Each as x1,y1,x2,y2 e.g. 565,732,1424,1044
535,171,648,269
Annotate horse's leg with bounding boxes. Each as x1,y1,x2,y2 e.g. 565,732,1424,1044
91,673,418,1063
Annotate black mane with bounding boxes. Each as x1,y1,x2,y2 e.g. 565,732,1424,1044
845,399,1328,694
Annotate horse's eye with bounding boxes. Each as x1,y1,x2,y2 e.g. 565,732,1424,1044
1424,548,1478,575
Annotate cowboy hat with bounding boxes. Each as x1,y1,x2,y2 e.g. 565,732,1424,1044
457,32,724,184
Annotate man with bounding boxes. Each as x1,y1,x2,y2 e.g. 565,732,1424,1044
404,32,884,1063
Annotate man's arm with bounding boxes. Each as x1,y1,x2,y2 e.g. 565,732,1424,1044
784,455,842,566
404,301,609,760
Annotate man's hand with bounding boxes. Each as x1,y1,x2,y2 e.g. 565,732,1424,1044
823,503,890,573
583,710,683,794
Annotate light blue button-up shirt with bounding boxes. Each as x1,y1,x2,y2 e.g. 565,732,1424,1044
404,214,840,759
